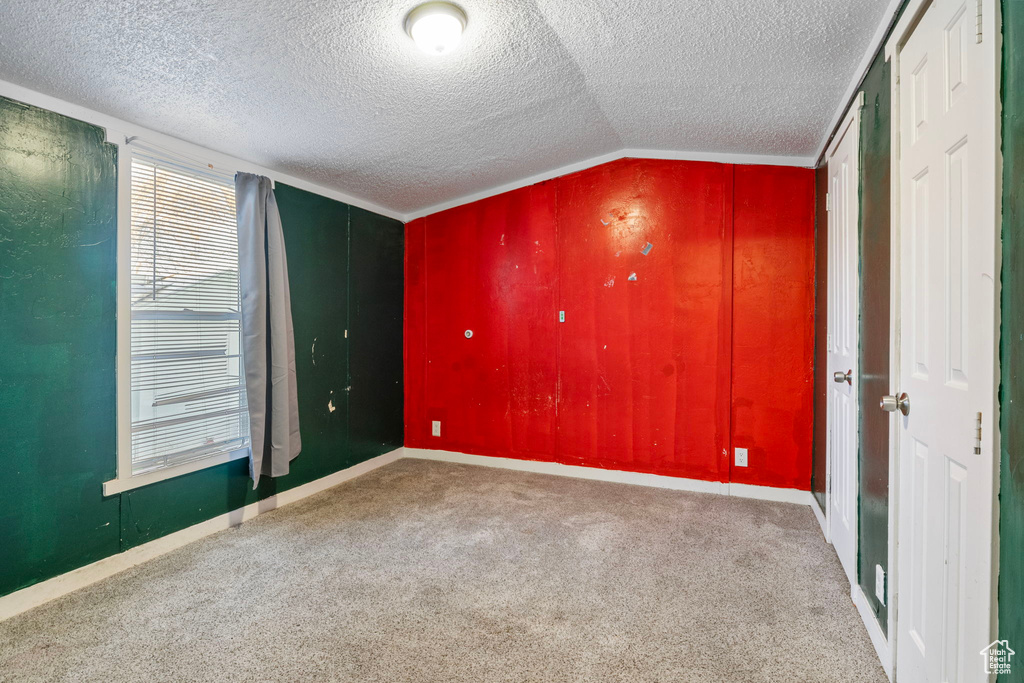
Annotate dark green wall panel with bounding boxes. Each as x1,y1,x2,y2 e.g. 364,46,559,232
349,206,405,464
274,184,352,481
0,97,404,595
857,48,892,633
122,183,357,548
999,0,1024,677
0,98,121,596
812,165,828,512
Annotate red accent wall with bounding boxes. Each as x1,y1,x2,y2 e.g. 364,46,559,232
405,158,815,490
731,165,816,489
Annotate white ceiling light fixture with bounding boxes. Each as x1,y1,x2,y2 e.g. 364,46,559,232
405,2,468,56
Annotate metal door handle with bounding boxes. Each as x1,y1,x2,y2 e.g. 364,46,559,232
881,392,910,416
833,370,852,385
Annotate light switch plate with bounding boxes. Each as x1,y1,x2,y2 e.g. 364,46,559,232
875,565,886,605
431,420,441,437
735,447,748,467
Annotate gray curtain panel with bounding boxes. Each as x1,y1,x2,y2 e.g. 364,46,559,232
235,172,301,488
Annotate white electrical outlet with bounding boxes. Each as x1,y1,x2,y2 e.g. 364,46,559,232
735,447,748,467
875,565,886,605
431,420,441,437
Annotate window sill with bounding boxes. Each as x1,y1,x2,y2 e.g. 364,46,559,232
102,447,250,496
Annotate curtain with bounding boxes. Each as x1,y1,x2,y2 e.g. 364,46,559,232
235,172,301,487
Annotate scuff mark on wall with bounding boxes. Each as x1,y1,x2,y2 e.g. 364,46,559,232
311,337,317,366
78,238,111,247
604,276,615,287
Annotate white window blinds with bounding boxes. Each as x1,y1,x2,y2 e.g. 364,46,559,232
129,147,250,476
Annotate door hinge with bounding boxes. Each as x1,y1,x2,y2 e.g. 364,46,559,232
976,0,983,43
975,412,983,454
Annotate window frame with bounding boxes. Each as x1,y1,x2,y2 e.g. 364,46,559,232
104,142,249,496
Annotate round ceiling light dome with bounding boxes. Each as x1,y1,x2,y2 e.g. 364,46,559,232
405,2,467,55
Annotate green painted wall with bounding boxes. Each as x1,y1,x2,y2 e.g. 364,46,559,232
999,1,1024,678
349,206,405,463
0,97,404,596
857,47,892,634
0,97,121,591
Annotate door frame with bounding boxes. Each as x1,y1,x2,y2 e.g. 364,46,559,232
884,0,1002,679
823,93,864,577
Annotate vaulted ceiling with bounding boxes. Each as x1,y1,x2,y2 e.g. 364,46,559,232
0,0,892,217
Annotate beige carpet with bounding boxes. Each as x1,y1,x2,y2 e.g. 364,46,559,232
0,458,887,682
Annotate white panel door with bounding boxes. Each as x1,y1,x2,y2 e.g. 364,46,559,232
827,114,859,587
895,1,998,681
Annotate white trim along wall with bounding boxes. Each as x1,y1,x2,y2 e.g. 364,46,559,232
1,447,821,623
405,448,817,506
0,448,404,622
0,79,404,222
403,147,816,220
0,78,814,225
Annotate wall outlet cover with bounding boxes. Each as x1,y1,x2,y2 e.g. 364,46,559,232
735,447,748,467
875,565,885,605
431,420,441,437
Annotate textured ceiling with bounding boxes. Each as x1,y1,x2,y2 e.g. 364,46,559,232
0,0,890,216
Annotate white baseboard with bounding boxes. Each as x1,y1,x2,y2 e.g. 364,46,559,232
811,495,829,540
403,448,816,506
852,583,893,680
0,448,403,623
725,482,816,506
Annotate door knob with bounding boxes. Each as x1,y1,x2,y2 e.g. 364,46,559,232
833,370,853,385
881,392,910,416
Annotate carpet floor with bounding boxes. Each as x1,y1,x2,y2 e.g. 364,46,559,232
0,458,887,682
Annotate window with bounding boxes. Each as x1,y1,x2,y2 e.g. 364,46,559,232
108,144,249,492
